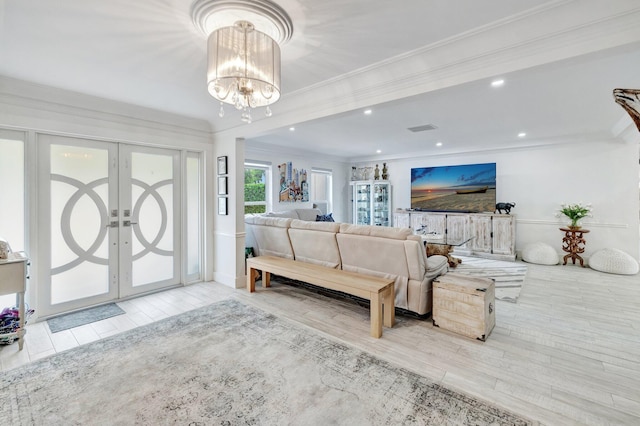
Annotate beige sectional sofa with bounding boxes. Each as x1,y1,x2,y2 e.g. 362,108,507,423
261,208,323,221
244,216,449,316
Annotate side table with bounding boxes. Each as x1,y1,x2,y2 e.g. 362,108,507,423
0,252,29,350
559,228,590,267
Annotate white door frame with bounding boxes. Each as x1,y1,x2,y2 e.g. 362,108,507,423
37,135,183,317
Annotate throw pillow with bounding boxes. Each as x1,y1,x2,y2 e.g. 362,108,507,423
316,213,335,222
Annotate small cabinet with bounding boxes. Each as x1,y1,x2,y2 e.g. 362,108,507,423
468,214,516,260
393,211,410,229
0,252,29,350
351,180,391,226
410,212,446,235
446,214,471,249
491,215,516,255
470,215,493,253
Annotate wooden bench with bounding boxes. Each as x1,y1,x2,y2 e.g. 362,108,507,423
246,255,395,338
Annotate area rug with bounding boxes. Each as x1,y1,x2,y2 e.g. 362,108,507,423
454,256,528,303
1,299,533,425
47,302,125,333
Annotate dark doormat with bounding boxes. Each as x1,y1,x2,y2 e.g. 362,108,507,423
47,303,126,333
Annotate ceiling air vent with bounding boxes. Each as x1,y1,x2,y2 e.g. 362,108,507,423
407,124,438,133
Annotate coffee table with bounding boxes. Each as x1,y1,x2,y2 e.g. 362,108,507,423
420,234,474,268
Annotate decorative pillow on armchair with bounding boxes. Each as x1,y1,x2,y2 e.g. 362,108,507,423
316,213,335,222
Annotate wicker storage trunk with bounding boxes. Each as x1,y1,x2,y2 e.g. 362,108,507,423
432,272,495,341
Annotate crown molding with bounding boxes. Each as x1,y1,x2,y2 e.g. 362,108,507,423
0,76,213,140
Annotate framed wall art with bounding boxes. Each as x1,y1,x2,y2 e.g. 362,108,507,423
218,197,228,215
277,161,309,203
410,162,496,212
217,176,228,195
217,156,228,175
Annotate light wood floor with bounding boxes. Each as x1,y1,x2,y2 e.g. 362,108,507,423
1,261,639,425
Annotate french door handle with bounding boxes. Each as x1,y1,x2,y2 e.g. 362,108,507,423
123,220,138,227
106,221,119,228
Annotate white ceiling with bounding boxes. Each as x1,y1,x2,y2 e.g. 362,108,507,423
2,0,640,161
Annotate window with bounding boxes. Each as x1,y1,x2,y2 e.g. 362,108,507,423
0,130,26,308
185,152,202,282
311,168,332,214
244,161,271,214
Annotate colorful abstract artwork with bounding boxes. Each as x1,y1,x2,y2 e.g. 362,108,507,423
278,162,308,202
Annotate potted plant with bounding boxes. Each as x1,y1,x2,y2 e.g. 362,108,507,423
557,202,593,229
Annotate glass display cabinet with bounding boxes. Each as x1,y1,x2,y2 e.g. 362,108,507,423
351,180,392,226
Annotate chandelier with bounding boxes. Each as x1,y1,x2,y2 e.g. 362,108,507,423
208,21,280,123
191,0,293,124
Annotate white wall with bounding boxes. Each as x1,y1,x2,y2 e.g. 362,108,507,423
355,138,640,260
212,136,247,289
244,143,349,222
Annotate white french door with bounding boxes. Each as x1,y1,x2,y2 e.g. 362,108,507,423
119,144,181,297
38,135,182,317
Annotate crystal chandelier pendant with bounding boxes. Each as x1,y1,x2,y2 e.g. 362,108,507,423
233,91,243,110
265,106,272,117
218,102,225,118
241,107,252,124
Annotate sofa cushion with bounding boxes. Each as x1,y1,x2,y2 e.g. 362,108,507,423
290,219,340,233
294,208,323,221
265,210,299,219
288,220,341,268
245,216,294,259
248,216,293,227
339,223,412,240
426,255,449,275
337,231,416,309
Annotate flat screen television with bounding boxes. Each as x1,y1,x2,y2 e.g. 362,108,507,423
410,163,496,212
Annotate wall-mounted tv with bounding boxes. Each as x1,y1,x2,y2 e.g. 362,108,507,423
411,163,496,212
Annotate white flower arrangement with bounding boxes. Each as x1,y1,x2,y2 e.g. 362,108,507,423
556,202,593,228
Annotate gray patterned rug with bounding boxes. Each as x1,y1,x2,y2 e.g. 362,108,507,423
453,256,528,303
1,299,533,425
47,302,125,333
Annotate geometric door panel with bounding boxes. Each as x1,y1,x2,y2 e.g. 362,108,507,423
39,136,182,317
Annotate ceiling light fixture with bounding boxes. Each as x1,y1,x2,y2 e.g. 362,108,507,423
376,149,382,154
364,109,373,115
289,127,295,131
491,79,505,87
436,142,443,147
518,132,526,138
191,0,293,124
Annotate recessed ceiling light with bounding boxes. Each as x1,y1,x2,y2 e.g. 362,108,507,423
518,132,526,138
364,109,373,115
289,127,295,131
376,149,381,154
491,79,504,87
436,142,443,147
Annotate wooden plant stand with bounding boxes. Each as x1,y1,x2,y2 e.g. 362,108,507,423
559,227,590,267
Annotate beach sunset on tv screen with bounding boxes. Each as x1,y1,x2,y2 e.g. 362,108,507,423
410,163,496,212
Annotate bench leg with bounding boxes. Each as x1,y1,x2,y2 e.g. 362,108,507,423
382,285,395,328
263,271,271,288
247,266,257,292
370,292,383,338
